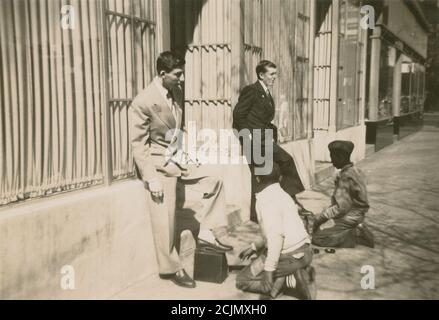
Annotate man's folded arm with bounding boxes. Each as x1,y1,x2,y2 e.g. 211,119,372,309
233,86,254,130
129,102,159,184
321,176,354,220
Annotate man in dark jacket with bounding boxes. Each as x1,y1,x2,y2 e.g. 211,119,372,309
233,60,307,222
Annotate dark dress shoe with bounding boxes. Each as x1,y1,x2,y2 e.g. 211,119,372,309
214,237,234,251
159,273,175,280
198,238,233,252
171,269,196,288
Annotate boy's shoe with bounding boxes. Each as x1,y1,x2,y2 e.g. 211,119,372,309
294,267,317,300
270,276,286,299
356,223,375,248
282,266,317,300
307,266,316,282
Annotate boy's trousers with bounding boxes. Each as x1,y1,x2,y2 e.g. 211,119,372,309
236,243,313,295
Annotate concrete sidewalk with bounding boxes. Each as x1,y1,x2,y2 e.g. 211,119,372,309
112,121,439,300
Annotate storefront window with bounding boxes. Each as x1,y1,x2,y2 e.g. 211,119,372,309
400,56,411,114
412,63,425,112
418,65,426,112
377,42,394,120
337,0,364,130
410,63,419,112
400,56,425,115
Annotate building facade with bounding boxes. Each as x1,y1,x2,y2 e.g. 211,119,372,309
0,0,316,298
365,0,429,150
313,0,369,162
0,0,432,298
0,0,318,212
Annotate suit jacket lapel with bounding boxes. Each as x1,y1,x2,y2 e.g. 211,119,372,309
170,86,184,129
150,83,177,129
255,81,275,110
175,102,183,129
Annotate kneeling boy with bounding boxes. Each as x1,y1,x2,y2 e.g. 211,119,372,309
236,163,316,299
312,140,374,248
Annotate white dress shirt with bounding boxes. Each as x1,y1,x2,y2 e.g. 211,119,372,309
258,79,270,95
255,183,310,272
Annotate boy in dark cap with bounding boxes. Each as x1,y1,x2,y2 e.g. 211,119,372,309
312,140,375,248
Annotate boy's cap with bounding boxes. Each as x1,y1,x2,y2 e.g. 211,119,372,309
328,140,354,155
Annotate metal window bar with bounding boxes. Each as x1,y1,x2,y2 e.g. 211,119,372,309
103,0,156,182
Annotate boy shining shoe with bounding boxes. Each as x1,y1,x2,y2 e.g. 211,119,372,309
236,163,316,299
312,140,375,248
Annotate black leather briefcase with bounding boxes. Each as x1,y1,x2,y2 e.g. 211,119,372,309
194,246,228,284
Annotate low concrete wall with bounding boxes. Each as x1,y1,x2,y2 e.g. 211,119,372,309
0,180,157,299
394,112,423,140
0,140,314,299
191,137,314,222
313,124,366,163
220,164,252,222
278,138,315,190
0,170,251,299
366,120,394,152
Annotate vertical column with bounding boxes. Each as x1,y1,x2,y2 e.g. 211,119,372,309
99,0,113,185
328,0,339,132
358,27,368,124
392,51,403,117
367,26,381,121
421,71,426,113
231,0,244,109
156,0,171,52
307,0,316,139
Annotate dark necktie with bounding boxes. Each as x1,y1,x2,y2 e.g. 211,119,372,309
166,91,177,120
267,89,274,106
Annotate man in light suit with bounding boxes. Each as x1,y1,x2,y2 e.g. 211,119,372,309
129,52,231,289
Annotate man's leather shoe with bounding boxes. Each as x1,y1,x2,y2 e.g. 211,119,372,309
159,273,174,280
171,269,196,288
159,270,196,288
198,238,233,252
214,237,234,251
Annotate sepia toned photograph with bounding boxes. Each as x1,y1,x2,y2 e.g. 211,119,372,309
1,0,439,304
